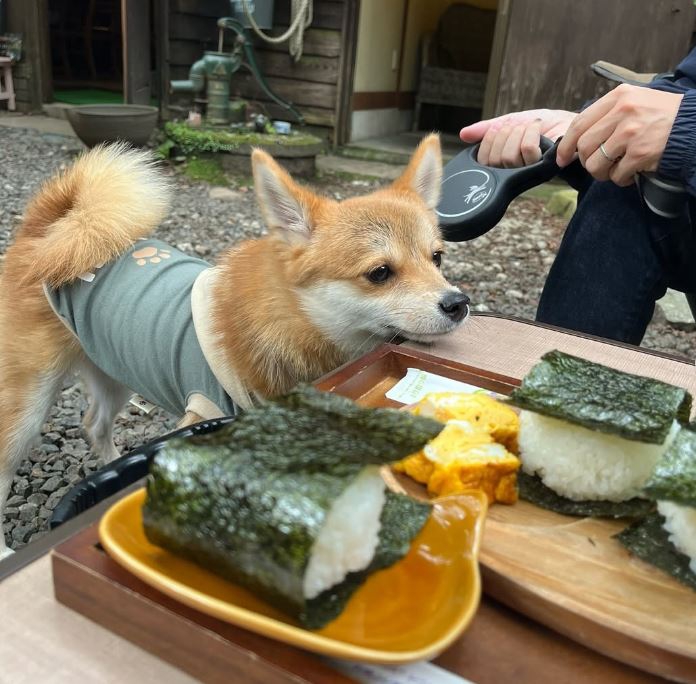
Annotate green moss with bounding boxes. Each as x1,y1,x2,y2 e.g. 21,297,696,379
184,157,228,186
156,139,175,160
164,121,322,156
546,188,578,218
229,99,247,123
521,180,567,201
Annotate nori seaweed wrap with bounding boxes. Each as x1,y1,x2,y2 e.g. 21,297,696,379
143,384,441,628
508,350,691,444
518,471,654,519
510,350,691,508
617,427,696,590
643,426,696,507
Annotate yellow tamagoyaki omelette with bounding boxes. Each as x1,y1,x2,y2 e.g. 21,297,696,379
393,392,520,504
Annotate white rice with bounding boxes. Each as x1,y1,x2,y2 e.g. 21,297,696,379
303,465,386,600
658,500,696,574
518,411,680,502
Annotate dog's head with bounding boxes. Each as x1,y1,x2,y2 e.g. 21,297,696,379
251,134,469,353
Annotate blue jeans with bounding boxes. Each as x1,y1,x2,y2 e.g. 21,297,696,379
536,180,693,345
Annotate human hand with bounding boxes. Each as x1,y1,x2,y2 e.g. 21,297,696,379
459,109,575,167
556,84,683,186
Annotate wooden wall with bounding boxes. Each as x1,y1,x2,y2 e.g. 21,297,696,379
165,0,353,141
5,0,51,112
490,0,696,116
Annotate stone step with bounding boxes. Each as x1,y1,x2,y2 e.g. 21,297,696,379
42,102,74,120
0,112,77,139
337,143,458,166
317,154,405,180
657,289,696,330
337,145,414,166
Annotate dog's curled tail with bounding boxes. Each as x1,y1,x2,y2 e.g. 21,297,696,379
18,142,171,287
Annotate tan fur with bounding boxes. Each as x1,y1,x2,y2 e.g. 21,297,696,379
19,142,171,287
211,133,457,397
0,134,466,558
0,144,172,558
0,217,83,560
211,237,348,397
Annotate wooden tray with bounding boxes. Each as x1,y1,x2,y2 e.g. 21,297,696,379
52,521,667,684
315,344,696,683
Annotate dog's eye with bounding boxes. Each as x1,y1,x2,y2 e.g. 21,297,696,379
432,251,443,268
367,265,392,283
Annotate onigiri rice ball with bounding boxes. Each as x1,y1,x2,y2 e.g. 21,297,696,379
518,410,681,502
657,500,696,574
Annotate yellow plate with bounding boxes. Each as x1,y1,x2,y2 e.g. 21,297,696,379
98,488,487,664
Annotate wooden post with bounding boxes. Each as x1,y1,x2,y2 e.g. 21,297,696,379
122,0,151,105
154,0,170,116
334,0,360,147
482,0,511,121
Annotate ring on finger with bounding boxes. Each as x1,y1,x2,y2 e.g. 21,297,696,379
599,142,622,164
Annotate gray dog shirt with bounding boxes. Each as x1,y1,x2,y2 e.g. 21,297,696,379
44,239,249,418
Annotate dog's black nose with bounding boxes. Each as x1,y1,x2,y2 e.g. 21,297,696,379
439,292,470,322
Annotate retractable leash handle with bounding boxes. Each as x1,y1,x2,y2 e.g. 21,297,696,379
437,136,561,242
437,135,692,241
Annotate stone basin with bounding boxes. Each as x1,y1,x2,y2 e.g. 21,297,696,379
66,105,159,148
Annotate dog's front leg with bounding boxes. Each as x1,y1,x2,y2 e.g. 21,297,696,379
177,411,204,429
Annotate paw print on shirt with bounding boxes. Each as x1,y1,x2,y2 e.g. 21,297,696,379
132,246,171,266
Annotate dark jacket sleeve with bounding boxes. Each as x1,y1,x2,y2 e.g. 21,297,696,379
651,49,696,194
559,54,696,194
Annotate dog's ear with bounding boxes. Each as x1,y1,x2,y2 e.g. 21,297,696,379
393,133,442,209
251,149,314,242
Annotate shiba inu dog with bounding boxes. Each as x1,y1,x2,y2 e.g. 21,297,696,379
0,134,468,558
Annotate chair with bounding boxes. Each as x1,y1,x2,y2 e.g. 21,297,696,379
0,56,15,111
590,60,672,87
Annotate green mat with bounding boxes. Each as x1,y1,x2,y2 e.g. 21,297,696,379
53,89,124,105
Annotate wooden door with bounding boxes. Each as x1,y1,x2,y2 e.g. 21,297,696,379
122,0,151,104
484,0,696,118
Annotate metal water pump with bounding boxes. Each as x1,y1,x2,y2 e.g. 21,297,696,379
170,16,303,126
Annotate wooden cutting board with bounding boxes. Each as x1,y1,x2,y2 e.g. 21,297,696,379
316,344,696,683
481,502,696,683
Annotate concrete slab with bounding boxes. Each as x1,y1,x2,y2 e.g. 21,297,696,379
42,102,74,120
0,113,77,138
657,289,696,330
317,154,405,180
344,131,462,163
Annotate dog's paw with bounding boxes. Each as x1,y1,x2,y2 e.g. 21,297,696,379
0,545,15,562
132,245,171,266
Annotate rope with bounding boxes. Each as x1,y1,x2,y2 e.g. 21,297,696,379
241,0,312,62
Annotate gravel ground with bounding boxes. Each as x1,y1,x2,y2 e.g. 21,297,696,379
2,125,695,552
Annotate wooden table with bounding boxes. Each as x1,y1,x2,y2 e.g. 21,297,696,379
1,314,693,683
